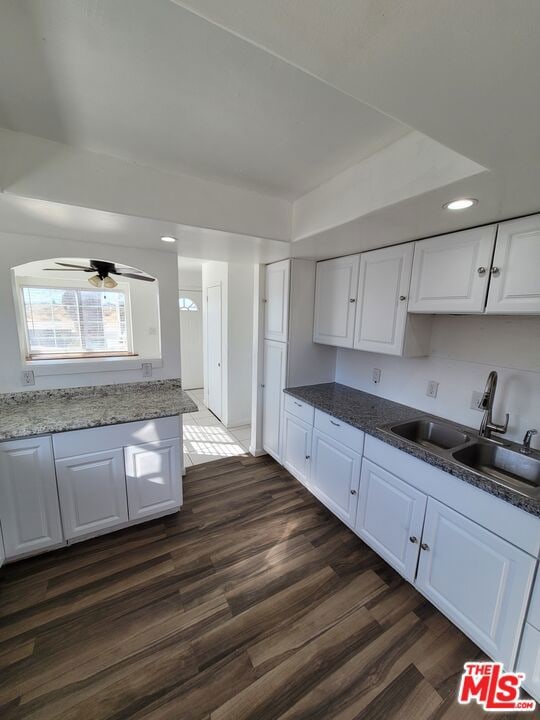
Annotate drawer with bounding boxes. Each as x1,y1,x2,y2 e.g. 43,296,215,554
314,409,364,453
284,394,314,425
53,416,181,459
528,574,540,630
517,623,540,701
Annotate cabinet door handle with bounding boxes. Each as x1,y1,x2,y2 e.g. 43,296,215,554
490,266,500,276
349,298,356,303
330,420,341,427
477,266,486,276
305,455,310,460
399,295,407,301
421,542,430,551
409,536,418,544
350,489,357,495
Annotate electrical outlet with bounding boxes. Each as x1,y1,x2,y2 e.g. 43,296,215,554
471,390,485,411
22,370,35,386
372,368,381,384
426,380,439,399
142,363,152,378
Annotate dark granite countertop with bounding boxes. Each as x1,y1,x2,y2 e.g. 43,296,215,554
0,379,197,441
285,382,540,518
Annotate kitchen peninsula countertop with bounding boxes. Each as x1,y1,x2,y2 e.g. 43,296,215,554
0,378,197,441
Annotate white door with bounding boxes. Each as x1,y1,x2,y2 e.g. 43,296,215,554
206,283,222,419
179,290,203,390
125,438,182,519
408,226,496,313
262,339,287,462
416,498,535,669
310,429,361,528
56,449,128,539
264,259,290,342
313,255,360,347
486,215,540,314
354,244,413,355
0,437,63,559
355,459,427,582
282,412,312,487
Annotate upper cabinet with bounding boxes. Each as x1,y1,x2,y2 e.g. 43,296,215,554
408,226,497,313
264,259,290,342
313,254,359,347
486,215,540,314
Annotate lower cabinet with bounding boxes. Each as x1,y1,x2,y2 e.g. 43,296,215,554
125,438,182,519
416,497,535,669
517,624,540,700
262,339,287,462
310,429,361,528
355,459,427,582
56,448,128,539
0,436,63,559
282,412,312,487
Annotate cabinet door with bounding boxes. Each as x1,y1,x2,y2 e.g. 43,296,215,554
125,438,182,520
416,498,535,669
0,437,63,558
264,259,290,342
517,624,540,702
486,215,540,314
355,459,427,582
354,244,413,355
313,255,359,347
262,339,287,462
310,429,361,528
56,449,128,539
409,226,496,313
282,412,312,487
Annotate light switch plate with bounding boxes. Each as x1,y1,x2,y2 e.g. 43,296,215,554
426,380,439,398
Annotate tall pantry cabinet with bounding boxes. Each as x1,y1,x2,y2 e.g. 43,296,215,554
261,259,336,463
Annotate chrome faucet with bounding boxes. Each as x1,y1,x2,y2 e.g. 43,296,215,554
521,429,538,455
478,371,509,440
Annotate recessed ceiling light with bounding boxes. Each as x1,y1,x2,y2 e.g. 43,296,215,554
443,198,478,211
161,235,176,243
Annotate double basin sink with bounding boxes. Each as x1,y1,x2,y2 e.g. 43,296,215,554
379,417,540,500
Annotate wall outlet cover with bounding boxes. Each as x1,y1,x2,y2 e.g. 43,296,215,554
372,368,381,384
142,363,153,378
22,370,35,386
426,380,439,399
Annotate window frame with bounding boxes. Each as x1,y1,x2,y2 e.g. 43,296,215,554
17,277,135,362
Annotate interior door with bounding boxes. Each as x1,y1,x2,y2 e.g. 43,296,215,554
262,339,287,462
206,283,222,419
264,260,290,342
179,289,203,390
354,243,413,355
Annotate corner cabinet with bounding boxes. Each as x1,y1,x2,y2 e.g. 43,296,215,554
0,437,64,559
408,226,497,313
125,438,182,519
313,254,359,348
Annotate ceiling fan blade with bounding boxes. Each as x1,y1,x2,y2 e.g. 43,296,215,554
115,272,156,282
55,262,93,270
44,268,87,271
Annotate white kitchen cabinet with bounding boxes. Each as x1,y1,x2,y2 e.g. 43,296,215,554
409,226,496,313
313,254,360,347
353,243,431,356
262,339,287,462
282,412,312,487
125,438,182,520
0,526,5,567
486,215,540,314
416,498,535,669
264,259,290,342
56,448,128,539
310,429,361,528
0,437,64,559
517,624,540,701
355,459,427,582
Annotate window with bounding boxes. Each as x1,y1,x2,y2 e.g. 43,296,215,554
21,286,133,359
179,297,199,312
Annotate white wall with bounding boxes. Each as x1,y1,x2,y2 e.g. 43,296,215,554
335,315,540,450
0,231,181,392
178,264,202,291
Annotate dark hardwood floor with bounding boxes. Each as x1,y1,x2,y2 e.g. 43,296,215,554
0,454,520,719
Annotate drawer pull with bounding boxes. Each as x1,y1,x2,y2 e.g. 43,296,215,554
330,420,341,427
409,536,418,544
421,543,430,551
294,401,302,407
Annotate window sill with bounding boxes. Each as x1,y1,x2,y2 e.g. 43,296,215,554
24,356,164,377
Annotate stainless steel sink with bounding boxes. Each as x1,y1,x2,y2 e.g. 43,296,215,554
452,443,540,495
389,418,470,450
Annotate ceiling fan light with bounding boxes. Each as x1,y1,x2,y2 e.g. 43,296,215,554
103,276,118,289
88,275,103,288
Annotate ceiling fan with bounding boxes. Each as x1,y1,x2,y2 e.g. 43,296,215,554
44,260,156,288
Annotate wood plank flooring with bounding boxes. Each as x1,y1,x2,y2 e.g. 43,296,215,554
0,454,523,719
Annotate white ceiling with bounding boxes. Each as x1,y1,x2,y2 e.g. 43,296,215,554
0,0,408,200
